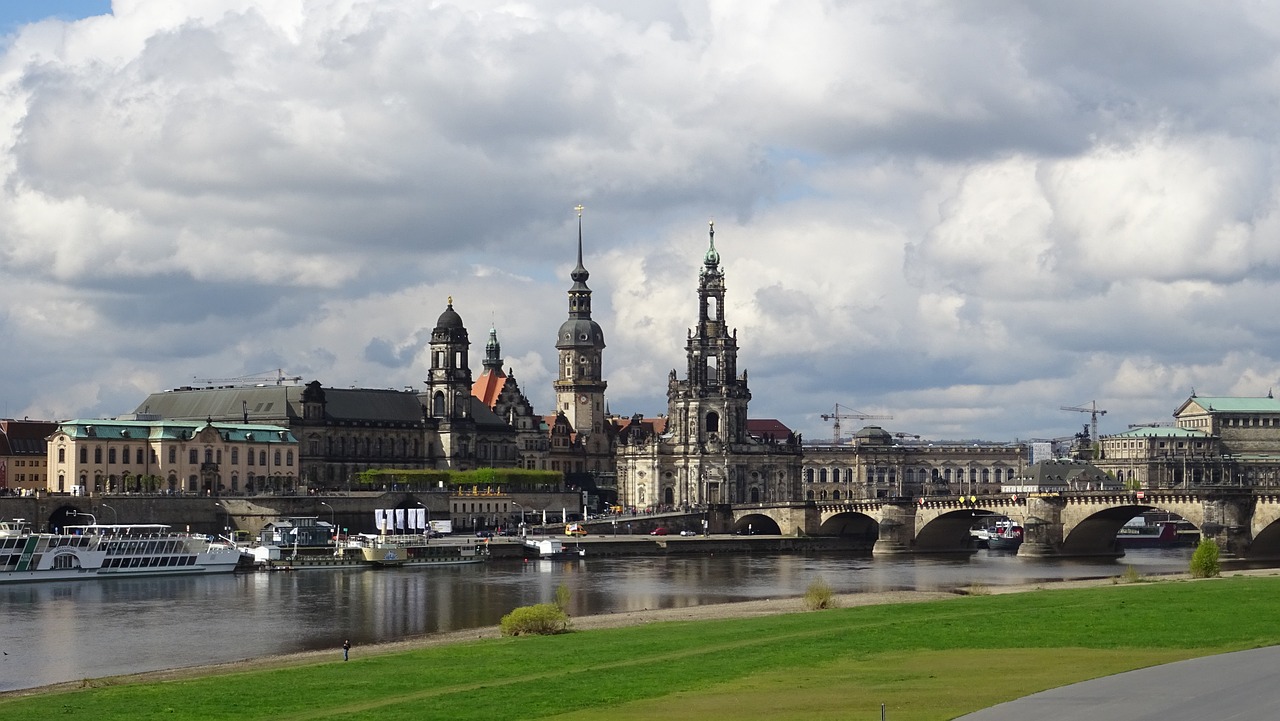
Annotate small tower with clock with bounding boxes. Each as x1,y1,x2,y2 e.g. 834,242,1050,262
553,206,609,455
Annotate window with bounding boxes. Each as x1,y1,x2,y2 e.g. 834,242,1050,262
94,447,102,463
169,447,177,464
259,451,266,466
189,449,198,464
136,448,144,464
80,447,87,464
274,450,281,466
231,448,239,464
247,449,255,466
286,451,294,466
58,448,65,463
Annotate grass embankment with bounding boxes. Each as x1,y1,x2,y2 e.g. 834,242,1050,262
7,576,1280,721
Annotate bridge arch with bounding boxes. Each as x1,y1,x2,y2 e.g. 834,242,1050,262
915,508,1007,552
729,512,782,535
815,511,878,540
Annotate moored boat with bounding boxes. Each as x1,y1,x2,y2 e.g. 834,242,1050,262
0,518,241,584
522,537,586,560
1115,520,1195,548
348,533,487,567
986,524,1024,551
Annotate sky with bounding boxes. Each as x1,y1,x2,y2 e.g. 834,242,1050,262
3,1,1280,445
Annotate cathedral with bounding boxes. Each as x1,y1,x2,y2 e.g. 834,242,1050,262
613,223,804,509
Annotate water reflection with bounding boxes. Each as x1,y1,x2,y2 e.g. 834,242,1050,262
0,549,1197,692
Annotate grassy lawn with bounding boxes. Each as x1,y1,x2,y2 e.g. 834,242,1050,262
5,576,1279,721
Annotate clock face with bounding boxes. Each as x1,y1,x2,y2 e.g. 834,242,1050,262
579,394,589,403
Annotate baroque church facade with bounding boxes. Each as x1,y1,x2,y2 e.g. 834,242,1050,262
613,224,804,509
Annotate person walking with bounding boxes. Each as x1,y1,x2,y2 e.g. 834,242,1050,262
342,639,351,661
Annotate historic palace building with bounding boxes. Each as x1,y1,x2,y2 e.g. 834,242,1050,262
1095,394,1280,489
46,419,298,495
615,223,804,508
801,425,1026,500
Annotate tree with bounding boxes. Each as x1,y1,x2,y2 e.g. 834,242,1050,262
1190,537,1220,578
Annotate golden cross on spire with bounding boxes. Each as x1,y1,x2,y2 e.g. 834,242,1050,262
575,204,584,218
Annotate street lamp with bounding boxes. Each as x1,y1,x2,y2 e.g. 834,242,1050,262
319,501,336,543
100,503,118,525
512,502,526,537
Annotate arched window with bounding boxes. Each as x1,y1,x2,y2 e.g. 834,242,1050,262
749,487,760,502
274,450,282,466
805,468,814,483
831,468,841,483
433,391,446,417
286,451,294,466
818,468,828,483
706,411,720,434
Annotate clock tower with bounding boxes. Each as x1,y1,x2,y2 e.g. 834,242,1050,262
553,206,608,454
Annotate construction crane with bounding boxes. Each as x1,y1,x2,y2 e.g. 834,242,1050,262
820,403,893,444
1061,400,1108,444
194,369,303,387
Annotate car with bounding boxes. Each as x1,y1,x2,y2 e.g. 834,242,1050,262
475,530,494,538
649,527,669,536
679,530,697,537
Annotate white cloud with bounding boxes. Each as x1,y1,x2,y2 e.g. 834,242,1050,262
3,1,1280,444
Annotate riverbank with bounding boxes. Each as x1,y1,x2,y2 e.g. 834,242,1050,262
15,565,1276,701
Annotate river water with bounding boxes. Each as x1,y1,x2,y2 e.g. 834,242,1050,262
1,547,1199,692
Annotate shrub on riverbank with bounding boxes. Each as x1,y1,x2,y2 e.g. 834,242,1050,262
803,577,837,610
499,603,570,636
1190,538,1220,578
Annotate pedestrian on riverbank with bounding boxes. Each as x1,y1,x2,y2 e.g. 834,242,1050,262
343,639,351,661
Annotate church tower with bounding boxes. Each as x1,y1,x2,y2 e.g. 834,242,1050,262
426,298,473,421
671,221,751,447
553,206,608,454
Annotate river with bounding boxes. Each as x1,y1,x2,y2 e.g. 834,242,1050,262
0,547,1200,692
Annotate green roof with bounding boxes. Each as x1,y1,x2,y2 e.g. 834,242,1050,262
1109,426,1208,438
1179,396,1280,414
55,419,296,444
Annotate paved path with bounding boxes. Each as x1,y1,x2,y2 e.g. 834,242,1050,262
956,645,1280,720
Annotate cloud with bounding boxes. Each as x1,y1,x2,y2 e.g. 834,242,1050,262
3,1,1280,445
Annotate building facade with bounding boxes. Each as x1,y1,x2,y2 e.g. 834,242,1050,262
0,419,59,495
46,419,298,495
801,426,1027,500
615,223,804,509
1096,394,1280,489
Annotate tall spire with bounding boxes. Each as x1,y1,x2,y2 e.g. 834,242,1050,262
572,204,589,284
701,219,721,276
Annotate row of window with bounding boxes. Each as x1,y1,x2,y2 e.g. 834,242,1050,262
63,446,294,467
804,467,1012,483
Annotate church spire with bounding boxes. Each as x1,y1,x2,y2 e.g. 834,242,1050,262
571,204,589,285
483,325,503,373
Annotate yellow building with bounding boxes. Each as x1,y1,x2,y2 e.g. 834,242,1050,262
1,419,59,496
47,419,298,496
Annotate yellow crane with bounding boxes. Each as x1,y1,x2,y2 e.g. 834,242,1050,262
820,403,893,444
1061,400,1108,444
194,369,303,387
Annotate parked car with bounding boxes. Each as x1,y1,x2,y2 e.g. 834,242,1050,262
649,527,669,536
475,530,494,538
679,530,697,537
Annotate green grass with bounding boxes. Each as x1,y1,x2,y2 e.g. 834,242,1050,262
6,576,1280,721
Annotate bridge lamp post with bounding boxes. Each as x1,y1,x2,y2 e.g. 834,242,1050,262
99,502,118,525
319,501,336,544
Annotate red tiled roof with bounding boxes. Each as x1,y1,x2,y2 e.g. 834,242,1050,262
747,418,791,438
471,371,508,408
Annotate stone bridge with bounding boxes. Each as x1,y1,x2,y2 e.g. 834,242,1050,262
725,490,1280,559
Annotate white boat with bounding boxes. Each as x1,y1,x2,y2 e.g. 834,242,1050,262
0,518,242,584
347,533,487,567
522,537,586,560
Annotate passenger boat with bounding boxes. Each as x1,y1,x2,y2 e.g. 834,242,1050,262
347,533,487,567
0,518,241,584
985,524,1024,551
1115,520,1195,548
522,537,586,560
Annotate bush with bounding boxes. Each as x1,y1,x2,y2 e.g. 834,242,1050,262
499,604,570,636
554,583,571,612
1190,537,1220,578
803,577,838,610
